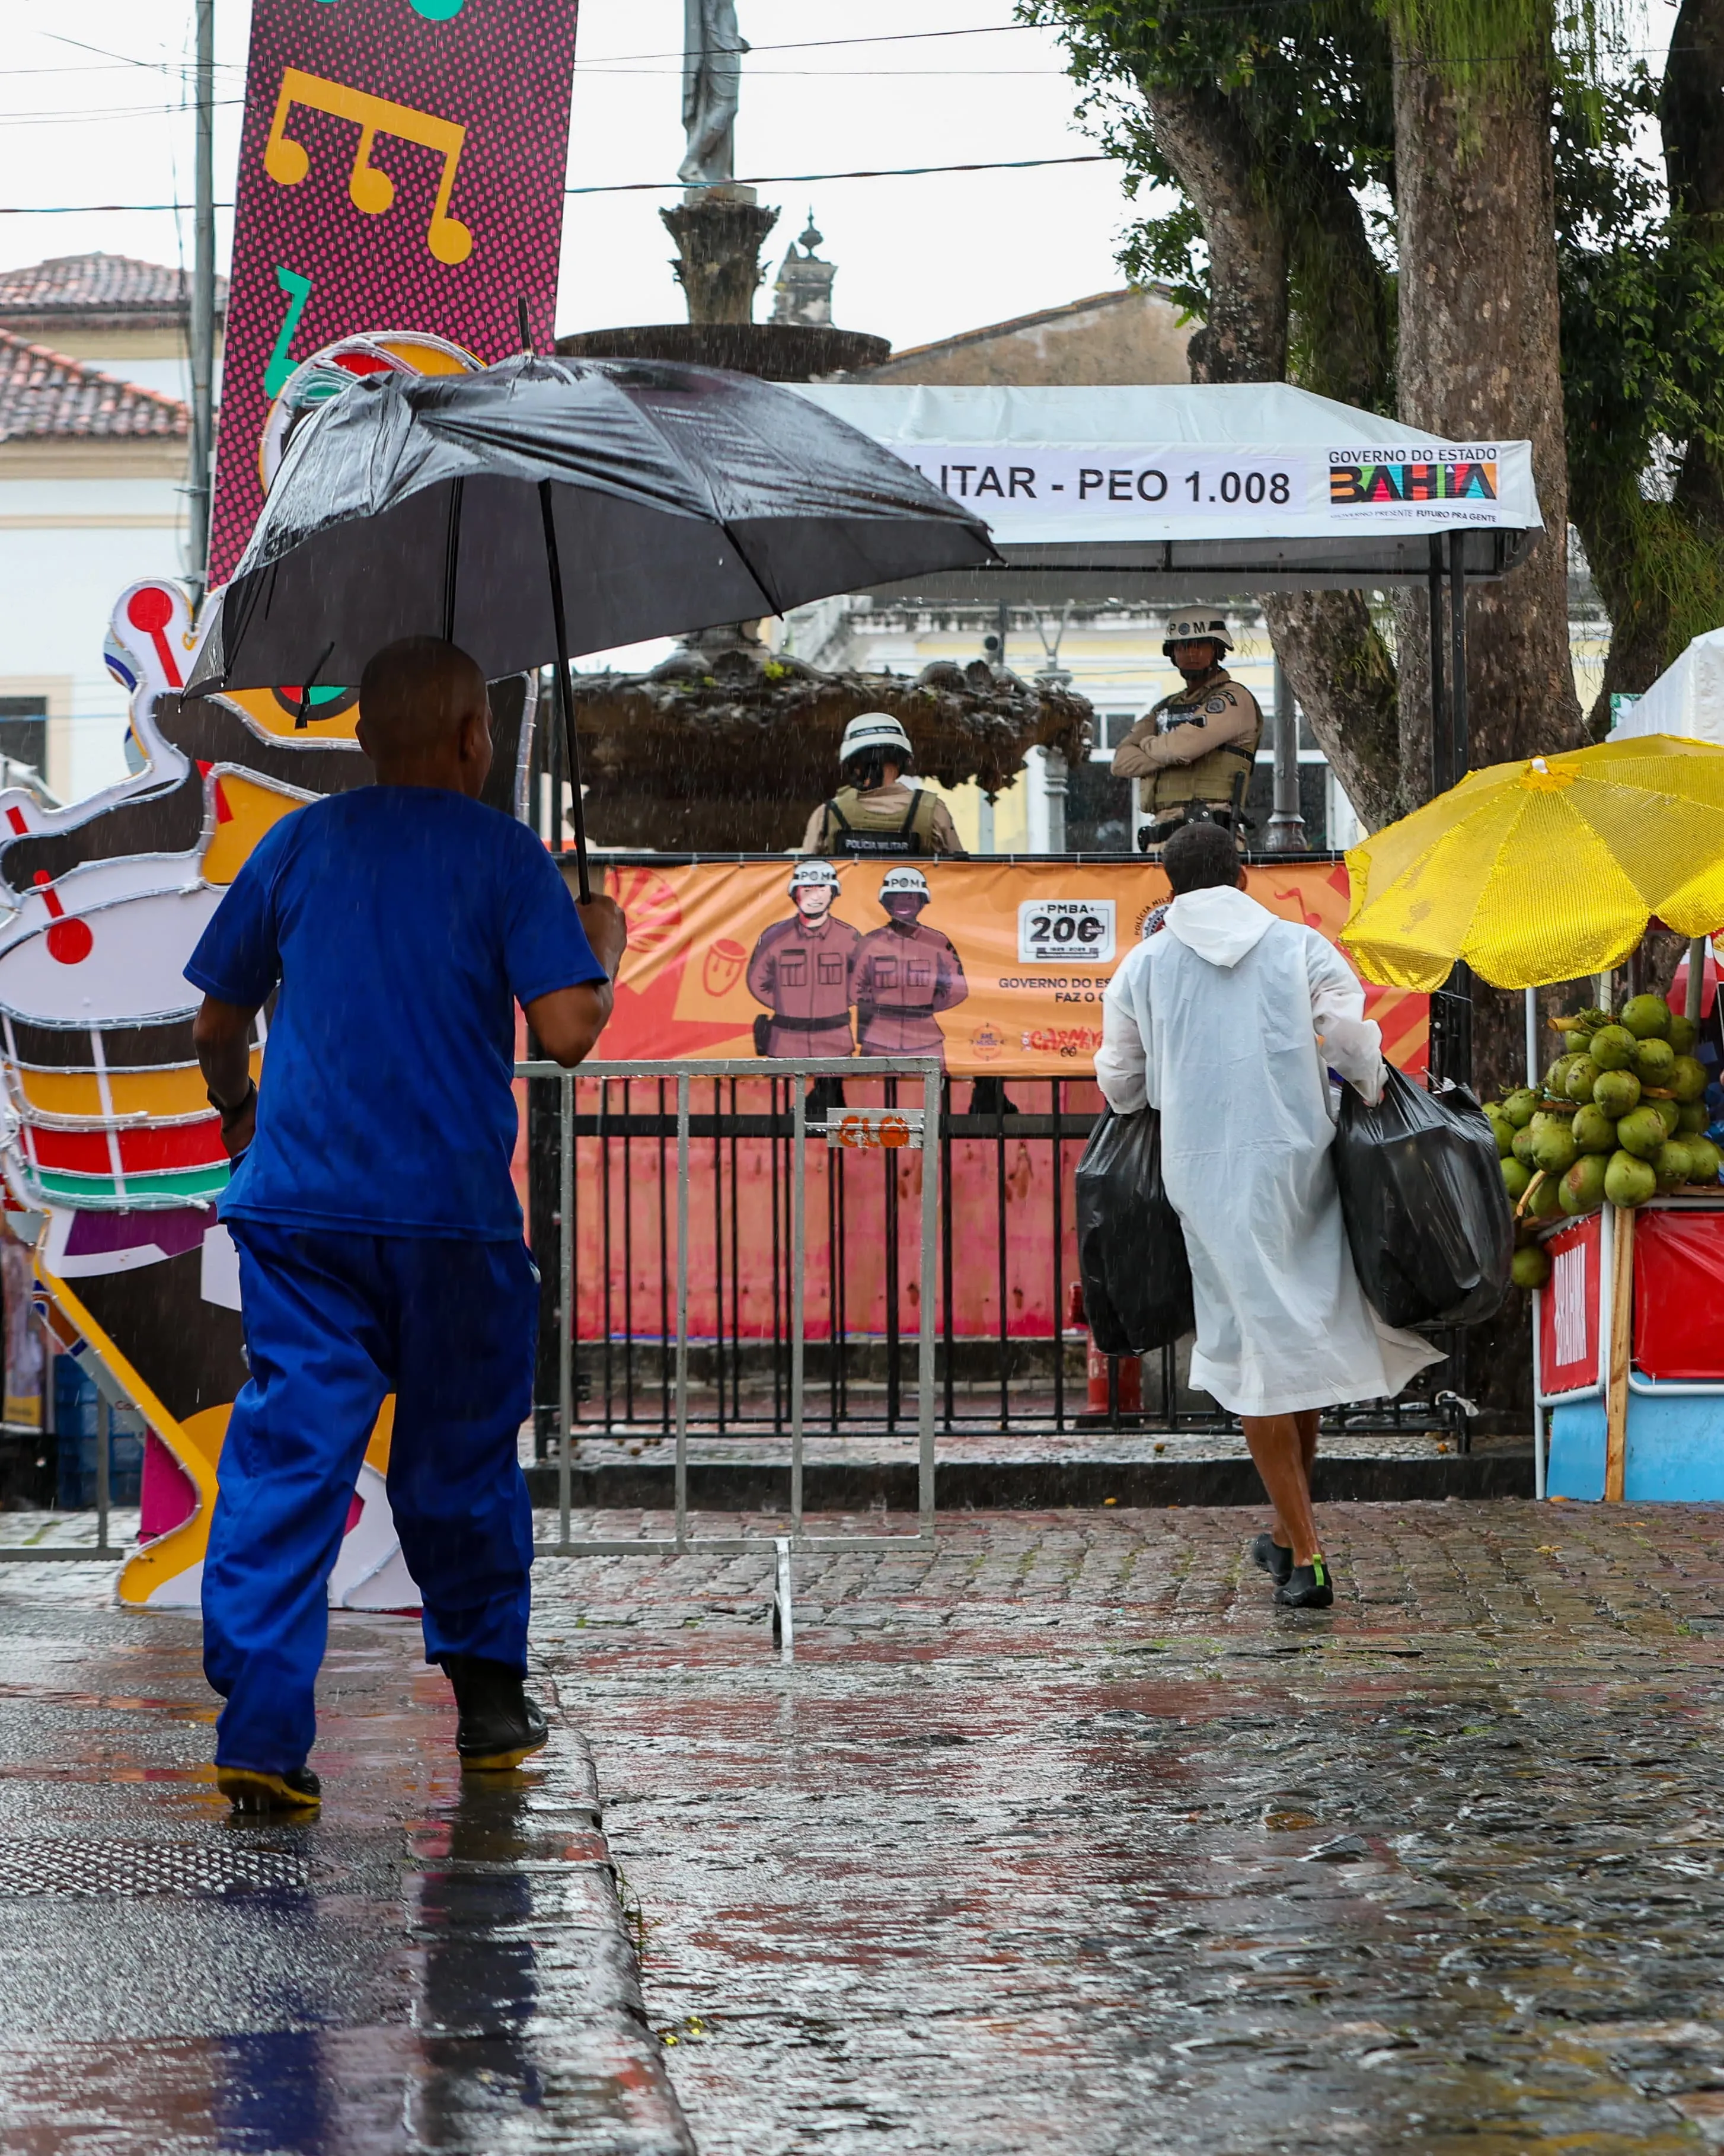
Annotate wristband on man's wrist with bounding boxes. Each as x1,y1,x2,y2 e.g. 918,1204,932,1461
207,1077,257,1122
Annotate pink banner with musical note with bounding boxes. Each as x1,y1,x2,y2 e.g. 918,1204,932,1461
211,0,580,583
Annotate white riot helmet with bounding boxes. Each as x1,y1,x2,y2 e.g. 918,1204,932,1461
1161,614,1233,659
788,859,840,894
879,865,931,901
839,711,915,774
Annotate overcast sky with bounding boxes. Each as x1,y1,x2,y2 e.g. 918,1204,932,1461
2,0,1144,355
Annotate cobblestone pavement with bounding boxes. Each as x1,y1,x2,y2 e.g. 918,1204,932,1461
13,1500,1724,2152
529,1501,1724,2155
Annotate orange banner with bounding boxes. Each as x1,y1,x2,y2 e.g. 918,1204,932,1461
599,857,1429,1079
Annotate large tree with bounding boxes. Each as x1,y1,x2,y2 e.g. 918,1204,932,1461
1027,0,1607,838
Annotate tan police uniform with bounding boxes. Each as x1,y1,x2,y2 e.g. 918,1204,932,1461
745,913,861,1058
851,918,969,1062
801,781,965,859
1112,668,1263,831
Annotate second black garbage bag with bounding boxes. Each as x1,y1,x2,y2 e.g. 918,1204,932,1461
1333,1065,1514,1329
1075,1106,1195,1356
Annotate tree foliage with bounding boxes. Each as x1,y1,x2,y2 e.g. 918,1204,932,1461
1026,0,1724,729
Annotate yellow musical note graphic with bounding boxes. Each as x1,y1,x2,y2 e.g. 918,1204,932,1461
263,67,473,266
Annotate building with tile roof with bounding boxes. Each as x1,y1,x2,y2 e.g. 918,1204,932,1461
0,253,225,404
0,329,192,800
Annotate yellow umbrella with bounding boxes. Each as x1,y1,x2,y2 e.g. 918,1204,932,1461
1341,733,1724,991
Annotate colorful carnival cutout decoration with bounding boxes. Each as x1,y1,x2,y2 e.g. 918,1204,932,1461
0,551,537,1610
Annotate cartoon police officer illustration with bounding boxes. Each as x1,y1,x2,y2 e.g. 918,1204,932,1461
851,865,969,1066
745,858,861,1057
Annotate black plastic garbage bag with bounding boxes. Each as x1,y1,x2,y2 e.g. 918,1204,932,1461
1333,1066,1513,1329
1075,1108,1195,1356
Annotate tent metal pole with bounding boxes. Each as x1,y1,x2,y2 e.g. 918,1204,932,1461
1688,938,1707,1026
1428,535,1448,798
1448,529,1470,781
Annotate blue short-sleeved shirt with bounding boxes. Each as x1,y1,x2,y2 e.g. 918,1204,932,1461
186,787,605,1240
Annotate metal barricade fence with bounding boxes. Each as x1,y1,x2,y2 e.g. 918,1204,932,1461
524,1067,1469,1453
522,1058,943,1598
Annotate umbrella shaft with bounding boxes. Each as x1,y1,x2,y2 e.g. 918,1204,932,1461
537,479,591,904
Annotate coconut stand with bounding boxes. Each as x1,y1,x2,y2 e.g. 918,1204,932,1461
1339,737,1724,1504
1533,936,1724,1503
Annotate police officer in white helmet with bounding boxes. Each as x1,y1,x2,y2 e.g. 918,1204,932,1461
802,712,966,859
1112,616,1262,851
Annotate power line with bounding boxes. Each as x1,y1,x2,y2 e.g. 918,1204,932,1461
1,20,1039,81
0,151,1120,215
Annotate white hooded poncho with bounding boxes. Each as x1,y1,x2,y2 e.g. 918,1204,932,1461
1094,886,1440,1419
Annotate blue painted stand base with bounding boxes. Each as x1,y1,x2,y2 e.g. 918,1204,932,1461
1549,1394,1724,1501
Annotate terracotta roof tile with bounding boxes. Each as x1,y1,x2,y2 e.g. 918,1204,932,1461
0,252,224,320
0,331,189,443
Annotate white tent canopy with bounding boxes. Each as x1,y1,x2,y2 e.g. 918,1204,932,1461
792,382,1542,601
1612,626,1724,746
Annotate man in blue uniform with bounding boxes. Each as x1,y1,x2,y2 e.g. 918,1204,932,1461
187,636,626,1814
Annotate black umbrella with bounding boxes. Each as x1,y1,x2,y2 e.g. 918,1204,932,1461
189,351,996,897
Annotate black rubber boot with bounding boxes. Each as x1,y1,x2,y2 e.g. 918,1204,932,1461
1250,1532,1294,1586
1275,1559,1336,1610
442,1654,549,1771
218,1765,322,1814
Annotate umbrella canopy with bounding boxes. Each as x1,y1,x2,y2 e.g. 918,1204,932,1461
1341,735,1724,992
190,353,997,691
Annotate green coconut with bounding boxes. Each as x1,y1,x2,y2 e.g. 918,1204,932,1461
1512,1244,1551,1290
1545,1054,1578,1095
1572,1103,1618,1154
1530,1172,1566,1220
1653,1096,1683,1138
1512,1124,1539,1166
1669,1053,1709,1103
1621,993,1673,1041
1565,1055,1602,1103
1655,1140,1695,1189
1593,1068,1642,1119
1589,1023,1637,1071
1501,1156,1533,1202
1679,1100,1709,1134
1634,1036,1677,1085
1605,1150,1658,1207
1560,1153,1610,1215
1671,1014,1700,1056
1531,1120,1579,1175
1502,1087,1539,1130
1486,1109,1515,1157
1688,1136,1724,1185
1617,1104,1669,1160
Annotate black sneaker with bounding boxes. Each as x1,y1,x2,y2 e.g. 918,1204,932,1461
218,1765,322,1814
1250,1532,1294,1586
1275,1559,1336,1610
442,1654,550,1771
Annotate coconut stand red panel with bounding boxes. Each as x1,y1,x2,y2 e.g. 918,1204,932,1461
1538,952,1724,1500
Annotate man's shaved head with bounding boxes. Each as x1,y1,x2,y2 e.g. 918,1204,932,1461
357,637,487,761
1163,818,1244,893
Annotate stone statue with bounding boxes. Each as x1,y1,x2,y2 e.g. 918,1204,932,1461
679,0,747,189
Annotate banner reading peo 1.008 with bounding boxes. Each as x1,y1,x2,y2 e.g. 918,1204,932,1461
210,0,582,584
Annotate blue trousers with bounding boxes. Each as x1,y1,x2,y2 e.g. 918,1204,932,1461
203,1222,538,1774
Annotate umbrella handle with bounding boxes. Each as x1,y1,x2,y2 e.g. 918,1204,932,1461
537,479,592,905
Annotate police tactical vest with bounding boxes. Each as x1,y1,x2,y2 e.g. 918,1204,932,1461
1142,674,1262,816
819,786,942,857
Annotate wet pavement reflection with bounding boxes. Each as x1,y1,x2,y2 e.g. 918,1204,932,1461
0,1599,689,2155
537,1501,1724,2154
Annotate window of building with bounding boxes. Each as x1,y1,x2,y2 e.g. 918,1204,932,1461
0,699,47,778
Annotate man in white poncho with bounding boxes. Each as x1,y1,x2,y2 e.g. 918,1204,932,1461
1095,822,1440,1609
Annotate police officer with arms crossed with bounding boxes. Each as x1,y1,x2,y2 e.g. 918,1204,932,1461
1112,615,1262,851
802,713,967,859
